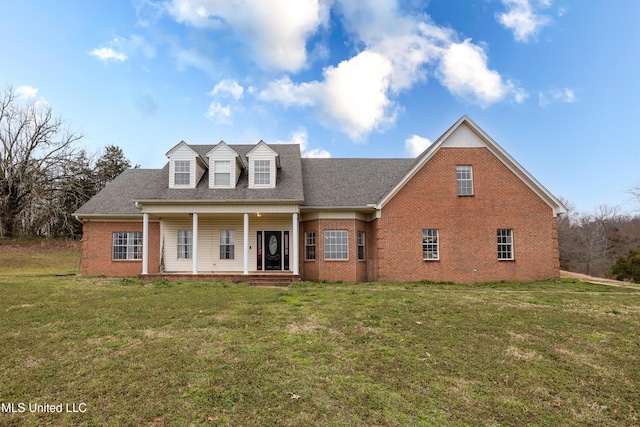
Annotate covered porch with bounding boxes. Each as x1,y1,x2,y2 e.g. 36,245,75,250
138,203,300,277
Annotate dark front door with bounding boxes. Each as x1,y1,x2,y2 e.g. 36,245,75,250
264,231,282,270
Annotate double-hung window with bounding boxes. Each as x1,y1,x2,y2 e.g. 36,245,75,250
422,229,439,260
305,231,316,261
357,231,365,260
174,160,191,186
112,232,142,260
213,160,231,186
177,230,193,259
497,229,514,260
456,165,473,196
254,160,270,185
220,230,235,260
324,230,348,260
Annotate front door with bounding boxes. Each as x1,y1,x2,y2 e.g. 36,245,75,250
264,231,282,270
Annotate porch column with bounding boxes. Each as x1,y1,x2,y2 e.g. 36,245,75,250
192,213,198,274
292,213,299,275
142,213,149,275
243,213,249,275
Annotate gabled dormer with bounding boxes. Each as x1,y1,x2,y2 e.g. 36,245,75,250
206,141,244,189
246,141,280,189
166,141,207,189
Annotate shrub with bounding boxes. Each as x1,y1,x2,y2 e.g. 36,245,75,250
609,249,640,283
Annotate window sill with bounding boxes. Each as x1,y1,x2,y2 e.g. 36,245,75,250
112,259,142,262
498,259,515,262
324,259,349,262
423,259,440,262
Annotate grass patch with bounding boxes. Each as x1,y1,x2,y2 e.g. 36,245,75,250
0,238,80,275
1,275,639,426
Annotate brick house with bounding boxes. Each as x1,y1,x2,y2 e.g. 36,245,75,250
74,115,567,284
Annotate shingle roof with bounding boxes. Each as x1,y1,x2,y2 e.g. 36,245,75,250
300,158,414,207
73,168,160,216
135,144,304,202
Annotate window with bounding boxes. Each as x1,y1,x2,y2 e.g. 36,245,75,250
254,160,270,185
112,232,142,260
177,230,193,259
324,230,348,260
174,160,191,186
422,229,439,260
497,229,514,260
220,230,235,260
357,231,365,260
305,231,316,261
456,165,473,196
213,160,231,186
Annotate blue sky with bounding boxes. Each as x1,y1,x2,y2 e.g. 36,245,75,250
1,1,639,213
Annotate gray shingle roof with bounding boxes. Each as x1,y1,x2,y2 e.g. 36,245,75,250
300,158,414,207
74,142,416,217
73,168,160,216
135,144,303,202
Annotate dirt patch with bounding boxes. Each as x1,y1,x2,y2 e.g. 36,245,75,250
561,270,640,290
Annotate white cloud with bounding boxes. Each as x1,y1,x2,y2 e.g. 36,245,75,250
205,102,232,124
89,47,128,62
274,129,331,158
436,39,528,107
539,87,576,107
168,0,328,72
497,0,552,42
15,86,38,100
405,134,431,157
209,79,244,100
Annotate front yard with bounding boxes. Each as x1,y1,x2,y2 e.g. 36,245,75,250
1,274,639,426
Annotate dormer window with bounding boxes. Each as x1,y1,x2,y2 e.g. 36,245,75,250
254,160,271,186
213,160,231,186
174,161,191,186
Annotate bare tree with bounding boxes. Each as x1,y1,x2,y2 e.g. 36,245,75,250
0,86,84,237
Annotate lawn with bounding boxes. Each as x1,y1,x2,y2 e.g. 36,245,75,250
1,242,639,426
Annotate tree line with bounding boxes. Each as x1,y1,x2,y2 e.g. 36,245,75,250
0,86,131,239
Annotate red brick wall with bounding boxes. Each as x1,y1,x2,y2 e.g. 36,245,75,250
300,218,369,282
375,147,560,284
81,221,160,276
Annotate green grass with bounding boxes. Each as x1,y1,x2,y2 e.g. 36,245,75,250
0,238,80,275
1,240,640,426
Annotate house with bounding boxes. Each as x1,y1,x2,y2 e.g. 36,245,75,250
74,115,567,284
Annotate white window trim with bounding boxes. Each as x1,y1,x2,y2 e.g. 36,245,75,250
324,230,349,261
220,230,235,260
357,231,365,261
112,232,142,261
422,229,439,261
177,230,193,259
456,165,474,196
253,159,271,187
173,160,192,187
497,229,514,261
213,160,232,188
305,231,316,261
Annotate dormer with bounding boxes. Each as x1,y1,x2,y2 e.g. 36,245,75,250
206,141,244,188
246,141,280,189
166,141,207,189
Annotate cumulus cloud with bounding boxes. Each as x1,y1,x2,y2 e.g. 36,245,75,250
15,86,38,100
437,39,528,107
405,134,431,157
209,79,244,100
274,129,331,158
168,0,328,72
205,102,232,124
539,87,576,107
89,47,128,62
497,0,552,42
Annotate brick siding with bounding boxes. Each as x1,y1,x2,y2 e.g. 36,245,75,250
81,221,160,276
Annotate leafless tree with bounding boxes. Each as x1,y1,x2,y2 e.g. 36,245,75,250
0,86,85,237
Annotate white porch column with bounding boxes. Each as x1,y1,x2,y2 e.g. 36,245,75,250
192,213,198,274
292,213,299,275
142,213,149,275
243,213,249,275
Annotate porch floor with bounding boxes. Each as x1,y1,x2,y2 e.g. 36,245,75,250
139,272,300,286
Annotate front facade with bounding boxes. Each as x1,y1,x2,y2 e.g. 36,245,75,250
75,116,567,284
